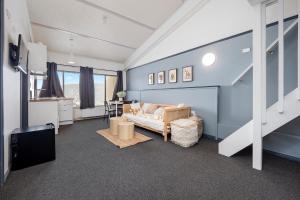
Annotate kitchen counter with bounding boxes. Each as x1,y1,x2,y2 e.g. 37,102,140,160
30,97,74,102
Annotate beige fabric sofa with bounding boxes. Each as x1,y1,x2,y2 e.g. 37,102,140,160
123,103,191,142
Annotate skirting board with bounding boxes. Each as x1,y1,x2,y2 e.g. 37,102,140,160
59,121,74,126
4,167,10,183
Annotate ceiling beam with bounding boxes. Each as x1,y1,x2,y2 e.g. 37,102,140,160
31,21,137,50
75,0,156,31
248,0,277,6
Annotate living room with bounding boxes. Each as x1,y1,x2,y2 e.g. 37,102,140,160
0,0,300,199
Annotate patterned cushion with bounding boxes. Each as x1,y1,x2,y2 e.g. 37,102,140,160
130,103,141,114
142,103,158,114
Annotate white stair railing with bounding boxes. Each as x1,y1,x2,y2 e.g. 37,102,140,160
231,20,298,86
278,0,284,113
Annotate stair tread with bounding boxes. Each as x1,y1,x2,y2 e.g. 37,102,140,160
264,133,300,159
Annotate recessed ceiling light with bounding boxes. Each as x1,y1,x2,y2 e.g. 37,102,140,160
102,15,108,24
68,60,75,64
202,53,216,67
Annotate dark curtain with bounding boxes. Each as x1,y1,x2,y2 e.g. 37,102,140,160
39,62,64,97
80,67,95,109
112,71,123,101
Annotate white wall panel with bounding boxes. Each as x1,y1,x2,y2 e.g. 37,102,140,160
3,0,32,176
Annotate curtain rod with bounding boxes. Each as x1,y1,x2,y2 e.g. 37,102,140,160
57,63,118,73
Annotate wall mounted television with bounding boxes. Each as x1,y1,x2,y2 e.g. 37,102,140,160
9,34,28,74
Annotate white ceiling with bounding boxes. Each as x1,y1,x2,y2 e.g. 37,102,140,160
27,0,184,63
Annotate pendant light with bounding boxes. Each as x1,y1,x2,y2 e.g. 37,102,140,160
68,37,76,64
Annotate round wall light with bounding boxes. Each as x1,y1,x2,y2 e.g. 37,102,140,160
202,53,216,67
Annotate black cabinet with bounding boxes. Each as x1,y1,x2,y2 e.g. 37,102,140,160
11,124,56,171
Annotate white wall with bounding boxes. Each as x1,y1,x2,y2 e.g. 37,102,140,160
48,51,124,74
74,107,106,120
3,0,32,176
126,0,298,68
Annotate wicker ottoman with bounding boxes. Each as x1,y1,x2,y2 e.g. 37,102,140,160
118,122,135,140
110,117,127,136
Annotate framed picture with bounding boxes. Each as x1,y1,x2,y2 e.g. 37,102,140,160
168,69,177,83
157,71,165,84
182,66,193,82
148,73,154,85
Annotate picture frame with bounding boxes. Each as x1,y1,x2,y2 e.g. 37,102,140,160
182,65,193,82
157,71,165,84
148,73,154,85
168,69,177,83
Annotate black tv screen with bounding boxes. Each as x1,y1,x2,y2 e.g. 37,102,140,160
16,34,28,74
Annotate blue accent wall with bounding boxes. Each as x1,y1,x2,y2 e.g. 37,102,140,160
127,31,252,89
126,18,300,159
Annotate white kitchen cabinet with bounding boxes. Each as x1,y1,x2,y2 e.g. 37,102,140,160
58,99,74,125
29,98,74,134
28,42,47,73
29,100,59,134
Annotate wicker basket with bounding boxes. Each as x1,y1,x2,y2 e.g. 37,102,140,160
171,119,199,148
188,116,204,139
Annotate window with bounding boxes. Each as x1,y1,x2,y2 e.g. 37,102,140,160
52,70,117,107
29,74,46,98
64,72,80,107
106,76,117,101
57,71,63,90
94,74,105,106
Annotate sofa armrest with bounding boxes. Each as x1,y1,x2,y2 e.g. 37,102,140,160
163,107,191,123
123,104,131,113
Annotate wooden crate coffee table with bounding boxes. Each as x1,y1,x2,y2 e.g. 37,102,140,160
109,117,127,136
118,122,135,140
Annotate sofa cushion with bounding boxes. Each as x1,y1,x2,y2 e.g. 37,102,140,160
177,103,185,108
154,107,165,120
142,103,158,114
123,113,164,131
130,103,142,114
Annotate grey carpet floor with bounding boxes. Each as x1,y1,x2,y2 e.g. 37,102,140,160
1,118,300,200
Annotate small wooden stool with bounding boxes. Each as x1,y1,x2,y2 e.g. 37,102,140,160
110,117,128,135
118,122,135,140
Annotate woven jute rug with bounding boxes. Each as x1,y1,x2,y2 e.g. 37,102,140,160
96,129,152,149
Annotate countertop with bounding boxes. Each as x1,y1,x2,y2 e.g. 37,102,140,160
29,97,74,102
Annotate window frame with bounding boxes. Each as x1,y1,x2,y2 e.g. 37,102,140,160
0,0,4,186
29,73,46,99
61,71,81,107
57,71,64,92
93,73,105,106
105,75,118,102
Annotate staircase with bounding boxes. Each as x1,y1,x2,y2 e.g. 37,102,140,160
219,88,300,157
218,0,300,170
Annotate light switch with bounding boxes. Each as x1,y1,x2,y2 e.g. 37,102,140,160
242,48,251,53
